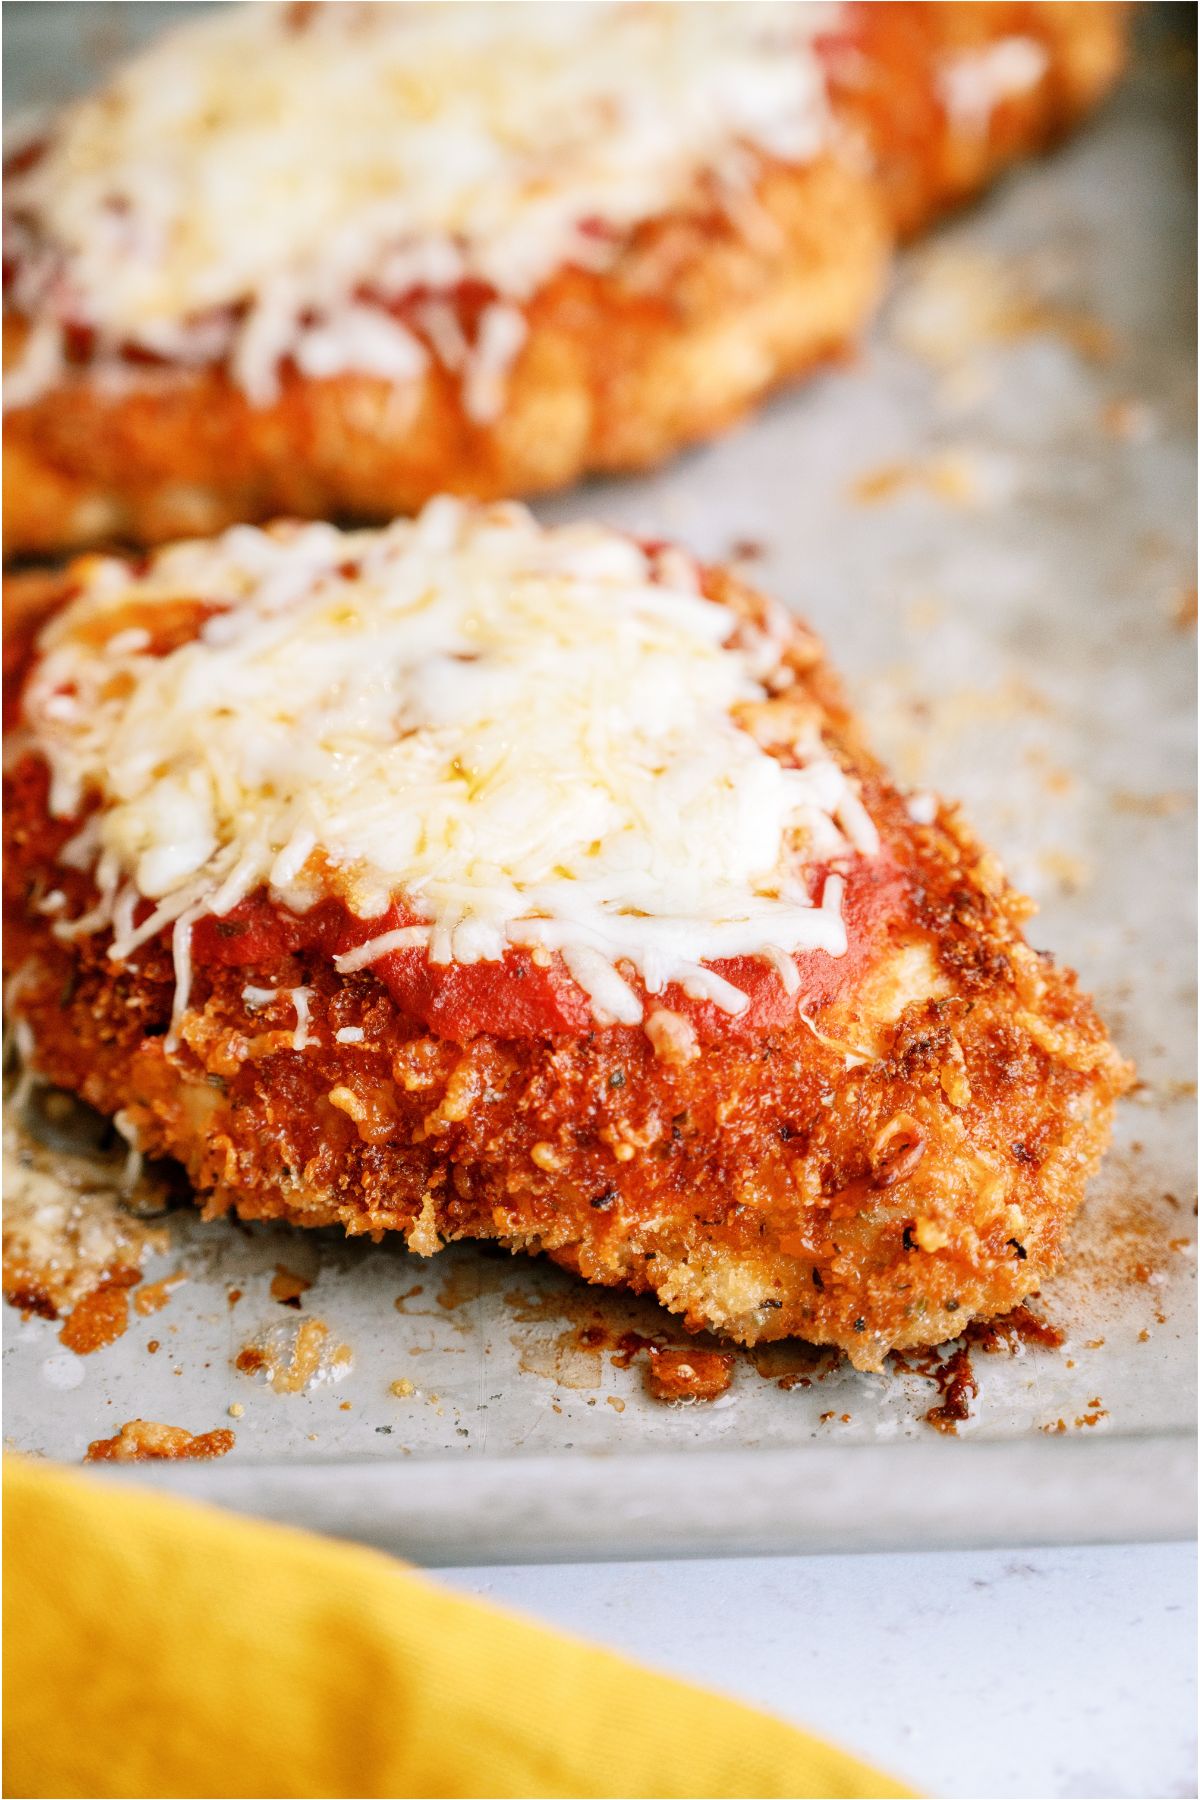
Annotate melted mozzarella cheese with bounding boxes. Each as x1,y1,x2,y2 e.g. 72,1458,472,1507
937,36,1049,136
5,1,839,412
23,498,878,1032
242,983,317,1050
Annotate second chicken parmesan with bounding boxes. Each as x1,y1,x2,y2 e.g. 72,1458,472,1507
3,1,1128,555
3,501,1131,1367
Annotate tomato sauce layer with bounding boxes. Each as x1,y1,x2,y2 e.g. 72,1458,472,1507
186,855,910,1045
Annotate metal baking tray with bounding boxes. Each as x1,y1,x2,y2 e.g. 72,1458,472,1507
3,5,1195,1560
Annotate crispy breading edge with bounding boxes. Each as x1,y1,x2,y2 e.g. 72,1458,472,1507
1,3,1129,558
2,559,1132,1367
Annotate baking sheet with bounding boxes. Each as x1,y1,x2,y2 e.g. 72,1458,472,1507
3,5,1196,1559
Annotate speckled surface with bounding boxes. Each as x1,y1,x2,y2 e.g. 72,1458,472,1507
441,1541,1197,1799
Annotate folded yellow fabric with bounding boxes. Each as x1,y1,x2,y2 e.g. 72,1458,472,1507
3,1457,913,1800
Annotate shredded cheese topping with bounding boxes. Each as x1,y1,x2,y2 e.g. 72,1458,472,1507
21,498,879,1035
241,983,317,1050
5,0,839,414
936,36,1049,136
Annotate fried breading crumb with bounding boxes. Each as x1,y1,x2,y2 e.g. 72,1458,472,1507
644,1345,735,1404
84,1419,235,1462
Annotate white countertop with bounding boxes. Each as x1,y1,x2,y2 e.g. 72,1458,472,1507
438,1542,1196,1799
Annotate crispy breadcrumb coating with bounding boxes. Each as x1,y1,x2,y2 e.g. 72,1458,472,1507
3,3,1127,557
3,556,1131,1368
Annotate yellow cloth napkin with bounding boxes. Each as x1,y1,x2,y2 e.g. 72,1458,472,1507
4,1457,913,1800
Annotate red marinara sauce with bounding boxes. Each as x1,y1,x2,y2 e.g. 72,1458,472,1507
186,854,909,1045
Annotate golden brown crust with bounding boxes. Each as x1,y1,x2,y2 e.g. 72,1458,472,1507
2,2,1128,559
84,1420,235,1462
3,157,889,555
834,0,1130,236
3,561,1132,1369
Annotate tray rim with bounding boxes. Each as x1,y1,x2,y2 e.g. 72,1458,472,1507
83,1430,1198,1565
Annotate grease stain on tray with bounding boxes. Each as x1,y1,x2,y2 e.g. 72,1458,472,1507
134,1270,187,1316
1046,1173,1195,1330
749,1339,838,1390
235,1318,352,1394
3,1100,167,1328
512,1322,605,1392
644,1345,735,1404
503,1285,575,1325
437,1262,485,1311
921,1346,980,1435
269,1264,312,1308
888,244,1121,395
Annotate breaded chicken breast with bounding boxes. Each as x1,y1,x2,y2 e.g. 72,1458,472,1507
2,501,1131,1367
3,2,1127,557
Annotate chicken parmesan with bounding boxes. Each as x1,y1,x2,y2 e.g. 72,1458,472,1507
2,501,1131,1367
3,1,1128,556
